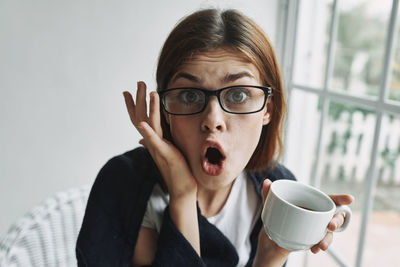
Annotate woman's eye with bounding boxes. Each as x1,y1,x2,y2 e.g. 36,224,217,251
178,90,202,103
226,88,249,103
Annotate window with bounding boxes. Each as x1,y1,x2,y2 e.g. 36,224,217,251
279,0,400,266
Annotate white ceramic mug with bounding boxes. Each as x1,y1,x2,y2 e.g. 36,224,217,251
261,180,352,251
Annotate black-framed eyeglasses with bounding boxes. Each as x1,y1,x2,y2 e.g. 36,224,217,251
158,85,272,115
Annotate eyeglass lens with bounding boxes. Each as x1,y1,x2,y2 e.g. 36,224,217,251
162,86,268,115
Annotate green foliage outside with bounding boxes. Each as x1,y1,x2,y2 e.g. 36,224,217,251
333,2,400,101
323,3,399,183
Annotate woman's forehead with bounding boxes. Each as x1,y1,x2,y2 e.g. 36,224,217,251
182,48,252,66
170,48,261,86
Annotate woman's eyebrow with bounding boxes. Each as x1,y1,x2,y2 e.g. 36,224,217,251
223,71,255,83
171,72,200,83
171,71,255,84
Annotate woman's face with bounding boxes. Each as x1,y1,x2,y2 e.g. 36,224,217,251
165,49,271,191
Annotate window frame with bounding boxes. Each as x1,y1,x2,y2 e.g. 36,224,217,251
277,0,400,266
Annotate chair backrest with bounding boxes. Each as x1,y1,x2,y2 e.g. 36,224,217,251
0,186,90,267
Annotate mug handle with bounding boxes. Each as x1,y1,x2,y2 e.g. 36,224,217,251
333,205,352,232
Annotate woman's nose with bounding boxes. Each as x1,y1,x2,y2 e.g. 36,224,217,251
200,97,226,132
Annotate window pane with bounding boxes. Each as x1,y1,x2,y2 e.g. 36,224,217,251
389,6,400,102
363,113,400,266
293,0,332,89
284,87,322,267
284,89,321,183
314,101,376,266
329,0,392,98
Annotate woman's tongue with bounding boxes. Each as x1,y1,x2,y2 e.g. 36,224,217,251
201,147,224,176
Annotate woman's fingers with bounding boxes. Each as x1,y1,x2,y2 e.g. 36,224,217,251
123,83,164,151
319,231,333,251
123,81,159,132
309,194,353,254
261,179,272,203
123,91,137,126
310,244,320,254
328,194,354,206
122,84,148,127
136,81,148,124
137,122,165,154
311,231,333,254
149,91,163,138
327,194,353,231
328,212,346,231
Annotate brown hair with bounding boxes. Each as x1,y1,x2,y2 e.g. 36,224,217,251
156,8,286,171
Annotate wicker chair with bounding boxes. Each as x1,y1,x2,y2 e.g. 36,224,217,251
0,186,90,267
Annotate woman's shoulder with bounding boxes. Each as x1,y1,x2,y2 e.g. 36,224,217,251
88,146,160,209
99,146,159,181
77,147,159,266
104,146,155,172
247,163,297,186
268,163,297,182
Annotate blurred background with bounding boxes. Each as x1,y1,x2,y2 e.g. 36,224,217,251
0,0,278,235
1,0,399,267
283,0,400,266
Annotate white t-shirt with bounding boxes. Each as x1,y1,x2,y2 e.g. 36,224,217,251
141,172,262,266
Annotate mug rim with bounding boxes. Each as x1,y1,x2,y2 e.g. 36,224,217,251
270,180,335,214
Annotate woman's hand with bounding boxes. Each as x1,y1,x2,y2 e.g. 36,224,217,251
123,81,197,199
310,194,354,254
123,81,200,255
253,179,290,267
253,179,354,267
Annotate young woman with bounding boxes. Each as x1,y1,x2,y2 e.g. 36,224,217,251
76,9,353,267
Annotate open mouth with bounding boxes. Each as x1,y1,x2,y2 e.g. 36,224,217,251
205,147,224,165
201,142,226,176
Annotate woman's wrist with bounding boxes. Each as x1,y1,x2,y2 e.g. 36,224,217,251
167,177,198,200
169,191,197,212
252,231,290,267
169,193,200,255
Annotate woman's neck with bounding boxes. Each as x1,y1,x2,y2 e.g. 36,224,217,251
196,180,235,218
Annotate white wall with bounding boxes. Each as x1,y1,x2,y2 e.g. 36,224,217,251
0,0,279,236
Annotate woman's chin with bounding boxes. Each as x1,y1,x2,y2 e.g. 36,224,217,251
194,166,237,191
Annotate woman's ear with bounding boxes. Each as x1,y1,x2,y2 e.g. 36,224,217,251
263,113,271,125
262,100,272,125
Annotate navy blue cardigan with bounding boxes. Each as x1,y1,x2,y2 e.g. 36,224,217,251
76,147,296,266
